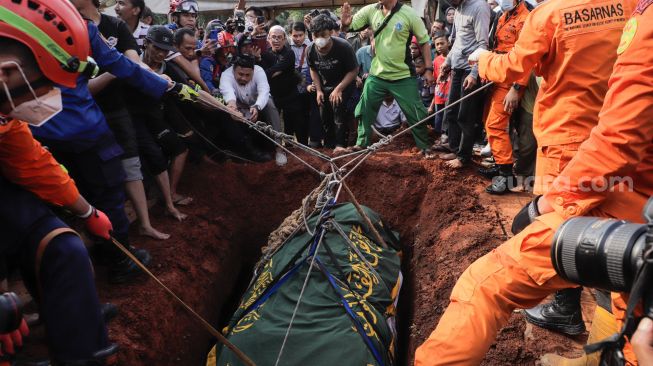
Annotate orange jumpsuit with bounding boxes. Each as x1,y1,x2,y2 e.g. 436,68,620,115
484,1,530,165
478,0,635,194
0,119,79,206
414,0,638,364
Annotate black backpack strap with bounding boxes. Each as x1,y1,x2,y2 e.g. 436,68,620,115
373,2,404,38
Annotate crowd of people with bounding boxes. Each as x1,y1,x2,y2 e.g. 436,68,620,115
0,0,652,363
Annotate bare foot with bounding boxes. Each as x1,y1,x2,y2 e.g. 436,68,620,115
439,152,457,160
140,225,170,240
333,146,348,155
172,194,194,206
445,158,464,169
166,207,187,221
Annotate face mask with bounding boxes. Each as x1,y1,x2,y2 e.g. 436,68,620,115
499,0,516,11
1,61,62,127
314,37,330,49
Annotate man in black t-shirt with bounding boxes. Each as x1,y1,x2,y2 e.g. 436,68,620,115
307,15,359,153
260,26,307,145
73,0,172,239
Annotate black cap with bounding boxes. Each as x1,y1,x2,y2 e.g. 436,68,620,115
146,25,176,52
237,34,253,49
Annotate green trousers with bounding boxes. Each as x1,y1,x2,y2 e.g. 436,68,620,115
354,75,431,150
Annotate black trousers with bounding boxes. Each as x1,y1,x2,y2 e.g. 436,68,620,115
512,107,537,177
274,92,307,145
444,68,484,162
320,89,353,148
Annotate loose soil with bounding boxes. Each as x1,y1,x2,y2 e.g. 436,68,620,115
18,134,592,365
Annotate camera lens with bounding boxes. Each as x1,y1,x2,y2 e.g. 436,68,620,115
0,292,21,333
551,217,647,292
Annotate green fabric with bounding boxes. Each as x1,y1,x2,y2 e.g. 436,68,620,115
355,75,430,149
212,203,402,366
520,73,542,115
350,3,429,80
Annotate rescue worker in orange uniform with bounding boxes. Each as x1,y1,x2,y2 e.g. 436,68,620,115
0,0,120,362
479,0,532,194
413,0,638,363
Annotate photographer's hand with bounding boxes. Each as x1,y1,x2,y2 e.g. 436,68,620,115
632,317,653,364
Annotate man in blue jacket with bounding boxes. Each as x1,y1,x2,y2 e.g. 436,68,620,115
31,20,197,284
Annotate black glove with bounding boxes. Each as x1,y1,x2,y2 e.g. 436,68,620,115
511,195,542,235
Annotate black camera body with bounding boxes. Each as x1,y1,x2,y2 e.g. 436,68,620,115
234,11,246,33
552,197,653,365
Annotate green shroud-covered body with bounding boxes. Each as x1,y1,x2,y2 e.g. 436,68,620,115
207,203,403,366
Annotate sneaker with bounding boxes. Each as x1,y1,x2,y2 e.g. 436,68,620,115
480,143,492,158
275,150,288,166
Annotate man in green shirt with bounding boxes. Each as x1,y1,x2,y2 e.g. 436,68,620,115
341,0,435,157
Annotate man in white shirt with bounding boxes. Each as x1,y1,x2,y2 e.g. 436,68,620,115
374,96,406,136
219,56,287,166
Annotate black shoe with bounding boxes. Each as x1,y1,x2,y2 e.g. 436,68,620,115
485,175,512,195
522,287,586,335
55,343,119,365
107,247,151,284
101,303,118,323
478,165,500,179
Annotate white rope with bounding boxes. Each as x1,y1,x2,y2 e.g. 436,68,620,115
336,82,495,181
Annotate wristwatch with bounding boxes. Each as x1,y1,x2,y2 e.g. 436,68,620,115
512,83,524,91
425,67,434,71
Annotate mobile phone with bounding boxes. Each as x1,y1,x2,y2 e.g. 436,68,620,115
209,29,219,41
310,9,320,17
256,16,265,25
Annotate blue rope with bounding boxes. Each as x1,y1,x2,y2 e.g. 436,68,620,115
315,257,386,366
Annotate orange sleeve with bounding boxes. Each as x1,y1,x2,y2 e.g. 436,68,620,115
478,7,553,84
0,121,80,207
543,11,653,218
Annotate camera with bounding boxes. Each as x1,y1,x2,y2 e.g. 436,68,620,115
551,197,653,293
0,292,22,334
552,197,653,365
234,10,246,33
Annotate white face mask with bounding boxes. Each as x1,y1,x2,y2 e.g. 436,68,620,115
314,37,330,49
499,0,516,11
1,61,62,127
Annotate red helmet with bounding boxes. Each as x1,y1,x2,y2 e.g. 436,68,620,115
0,0,97,88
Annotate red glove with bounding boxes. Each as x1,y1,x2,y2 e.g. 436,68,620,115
84,207,113,240
0,319,28,356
